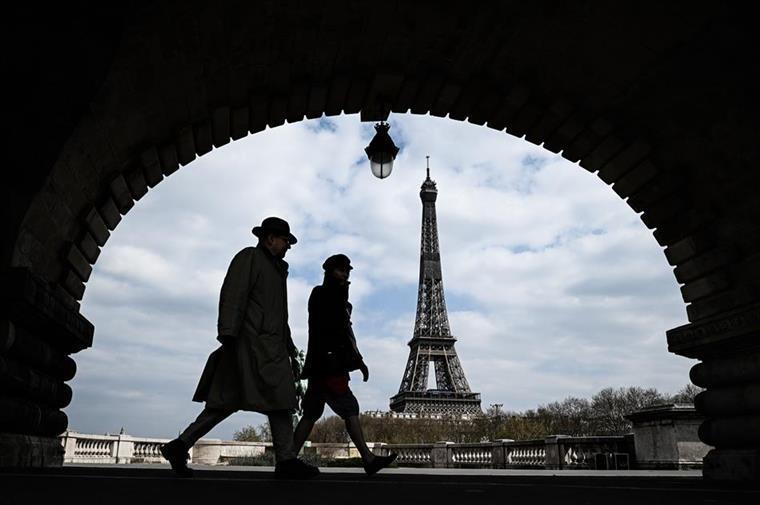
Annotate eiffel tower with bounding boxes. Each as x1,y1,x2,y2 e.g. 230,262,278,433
389,158,482,417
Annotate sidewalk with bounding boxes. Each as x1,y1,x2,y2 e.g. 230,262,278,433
2,464,756,505
77,462,703,478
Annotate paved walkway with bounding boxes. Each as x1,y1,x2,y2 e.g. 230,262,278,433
2,464,757,505
190,463,704,477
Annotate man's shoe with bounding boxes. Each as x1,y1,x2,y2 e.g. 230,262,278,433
364,453,398,476
274,458,320,479
160,439,194,478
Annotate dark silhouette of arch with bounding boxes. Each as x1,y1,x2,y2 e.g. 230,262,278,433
2,1,758,480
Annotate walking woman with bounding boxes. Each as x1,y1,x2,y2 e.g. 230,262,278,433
294,254,397,475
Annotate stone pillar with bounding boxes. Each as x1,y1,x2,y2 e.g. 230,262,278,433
667,301,760,481
60,431,78,463
371,442,388,457
544,435,569,470
193,439,222,465
491,439,513,469
626,404,709,470
114,433,134,464
431,441,454,468
0,268,93,467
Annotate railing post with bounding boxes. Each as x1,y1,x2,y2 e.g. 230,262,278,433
624,433,636,468
491,439,512,469
60,431,77,463
193,439,222,465
432,441,454,468
544,435,569,470
373,442,388,457
109,435,119,463
115,433,134,464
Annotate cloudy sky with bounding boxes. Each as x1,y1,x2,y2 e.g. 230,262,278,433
68,114,694,440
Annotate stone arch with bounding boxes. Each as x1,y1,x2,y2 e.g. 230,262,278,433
15,80,726,321
47,104,666,306
2,1,758,479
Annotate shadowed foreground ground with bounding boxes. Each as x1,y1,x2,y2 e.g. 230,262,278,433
2,465,758,505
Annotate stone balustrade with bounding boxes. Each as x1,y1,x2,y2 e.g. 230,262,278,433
190,439,268,465
450,442,494,467
60,405,707,470
60,431,184,464
381,443,433,466
57,432,636,469
59,432,380,466
501,439,547,468
554,435,634,470
383,436,633,469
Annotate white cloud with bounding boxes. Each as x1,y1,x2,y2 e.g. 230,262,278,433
69,114,692,439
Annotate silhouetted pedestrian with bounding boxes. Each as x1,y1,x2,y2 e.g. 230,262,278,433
161,217,319,479
294,254,397,475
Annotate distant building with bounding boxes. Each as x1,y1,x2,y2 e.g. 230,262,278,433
362,410,477,421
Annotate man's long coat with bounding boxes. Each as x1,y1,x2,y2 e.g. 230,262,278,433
192,245,297,412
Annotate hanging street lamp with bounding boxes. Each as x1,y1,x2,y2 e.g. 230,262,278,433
364,121,400,179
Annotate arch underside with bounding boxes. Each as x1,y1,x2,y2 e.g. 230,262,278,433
3,1,759,478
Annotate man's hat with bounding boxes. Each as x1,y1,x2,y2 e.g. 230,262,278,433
322,254,353,271
252,217,297,244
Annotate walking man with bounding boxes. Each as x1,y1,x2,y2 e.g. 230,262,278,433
294,254,397,475
161,217,319,479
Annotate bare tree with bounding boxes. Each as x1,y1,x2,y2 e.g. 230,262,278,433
236,384,697,444
669,383,704,404
233,423,272,442
537,397,593,435
590,387,665,435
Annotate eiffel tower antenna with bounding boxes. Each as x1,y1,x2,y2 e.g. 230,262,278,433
389,158,482,417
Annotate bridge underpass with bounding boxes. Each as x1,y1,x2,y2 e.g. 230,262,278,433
4,0,760,486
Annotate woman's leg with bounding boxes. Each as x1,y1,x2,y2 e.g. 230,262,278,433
345,415,374,463
293,415,317,455
293,381,324,455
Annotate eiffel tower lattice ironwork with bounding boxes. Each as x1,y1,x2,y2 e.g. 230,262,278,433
390,158,482,417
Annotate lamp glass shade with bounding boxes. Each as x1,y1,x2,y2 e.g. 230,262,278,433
364,121,399,179
370,155,394,179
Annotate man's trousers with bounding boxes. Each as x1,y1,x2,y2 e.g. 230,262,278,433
178,407,296,462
